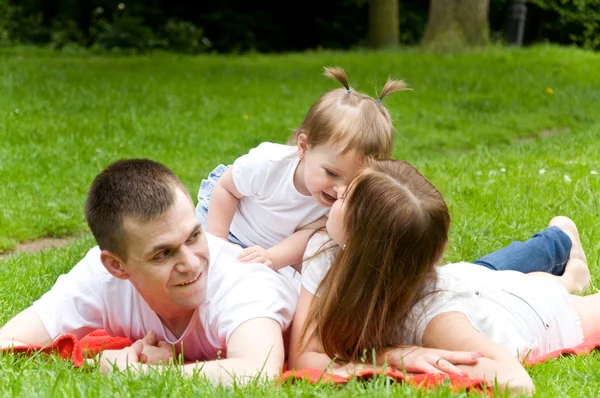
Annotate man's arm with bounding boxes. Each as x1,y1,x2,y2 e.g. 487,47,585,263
0,306,52,348
422,311,534,394
206,167,244,241
100,317,285,385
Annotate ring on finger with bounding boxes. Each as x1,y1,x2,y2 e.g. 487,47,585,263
435,358,442,368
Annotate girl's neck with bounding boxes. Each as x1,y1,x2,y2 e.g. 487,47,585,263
293,157,310,196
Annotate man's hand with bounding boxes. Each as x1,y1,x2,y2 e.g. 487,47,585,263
384,346,482,375
99,340,143,375
238,245,274,269
0,339,27,349
138,330,174,365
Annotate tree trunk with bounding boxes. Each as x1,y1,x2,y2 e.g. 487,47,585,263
422,0,489,47
368,0,399,48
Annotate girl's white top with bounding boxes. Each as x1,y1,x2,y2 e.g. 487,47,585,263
301,233,583,361
230,142,330,249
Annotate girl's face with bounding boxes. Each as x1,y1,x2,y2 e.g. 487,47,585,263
326,185,348,245
298,135,362,208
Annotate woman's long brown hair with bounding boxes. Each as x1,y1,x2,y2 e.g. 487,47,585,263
300,159,450,363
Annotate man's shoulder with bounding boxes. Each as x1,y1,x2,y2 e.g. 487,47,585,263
206,238,295,302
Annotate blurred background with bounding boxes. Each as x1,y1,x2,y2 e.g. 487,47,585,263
2,0,599,53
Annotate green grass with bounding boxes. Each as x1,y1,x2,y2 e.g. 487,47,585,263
1,44,600,250
1,45,600,396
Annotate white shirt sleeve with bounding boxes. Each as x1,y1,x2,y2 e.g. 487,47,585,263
301,232,338,295
215,264,298,344
407,269,472,346
32,247,107,340
231,143,274,196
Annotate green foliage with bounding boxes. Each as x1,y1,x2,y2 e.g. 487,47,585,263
90,7,156,52
0,45,599,250
531,0,600,50
160,19,211,54
0,0,48,46
50,19,86,50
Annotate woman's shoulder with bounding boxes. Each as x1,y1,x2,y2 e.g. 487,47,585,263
305,231,335,255
301,232,339,295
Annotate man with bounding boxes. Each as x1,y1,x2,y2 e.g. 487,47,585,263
0,159,298,385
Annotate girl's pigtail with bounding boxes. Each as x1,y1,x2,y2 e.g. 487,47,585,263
377,78,412,103
323,67,352,94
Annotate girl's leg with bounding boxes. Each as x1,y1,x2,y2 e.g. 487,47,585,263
196,164,248,249
196,164,230,229
473,216,584,276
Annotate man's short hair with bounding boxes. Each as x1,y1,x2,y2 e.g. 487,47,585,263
85,158,188,259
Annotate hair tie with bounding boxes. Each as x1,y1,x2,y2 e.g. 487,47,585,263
377,98,382,103
347,89,352,94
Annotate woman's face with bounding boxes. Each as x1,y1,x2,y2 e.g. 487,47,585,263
326,185,348,245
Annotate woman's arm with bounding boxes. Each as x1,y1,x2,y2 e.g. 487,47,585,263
289,287,480,375
422,311,534,394
206,167,244,240
288,287,336,369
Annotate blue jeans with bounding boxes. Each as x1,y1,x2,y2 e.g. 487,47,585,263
473,226,571,275
196,164,247,248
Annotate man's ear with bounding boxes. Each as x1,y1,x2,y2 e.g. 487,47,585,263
297,132,309,159
100,250,130,280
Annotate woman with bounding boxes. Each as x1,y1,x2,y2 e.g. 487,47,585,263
289,159,591,394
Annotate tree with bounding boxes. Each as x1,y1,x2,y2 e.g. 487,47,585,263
368,0,399,48
422,0,489,47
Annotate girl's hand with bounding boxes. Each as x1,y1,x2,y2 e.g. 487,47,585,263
238,245,274,269
384,346,482,375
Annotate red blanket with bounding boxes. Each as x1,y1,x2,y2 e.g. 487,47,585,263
4,330,600,392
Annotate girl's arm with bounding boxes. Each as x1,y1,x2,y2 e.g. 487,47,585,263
422,311,534,394
288,287,480,374
239,217,327,271
206,168,244,240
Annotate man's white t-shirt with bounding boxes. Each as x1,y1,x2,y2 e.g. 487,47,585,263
230,142,330,249
32,233,298,360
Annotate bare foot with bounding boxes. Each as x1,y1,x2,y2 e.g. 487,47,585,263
561,258,591,295
548,216,587,265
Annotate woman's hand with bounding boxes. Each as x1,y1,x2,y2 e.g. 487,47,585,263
329,362,384,377
383,346,482,375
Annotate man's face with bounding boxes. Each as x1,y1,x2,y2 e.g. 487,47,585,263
119,188,210,314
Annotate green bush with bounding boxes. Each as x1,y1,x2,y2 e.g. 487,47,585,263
160,19,211,54
531,0,600,50
90,7,155,52
50,19,86,49
0,0,48,46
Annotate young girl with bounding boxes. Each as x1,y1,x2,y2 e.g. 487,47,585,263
195,67,410,271
290,159,593,394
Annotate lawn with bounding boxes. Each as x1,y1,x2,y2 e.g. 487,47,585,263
1,45,600,396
